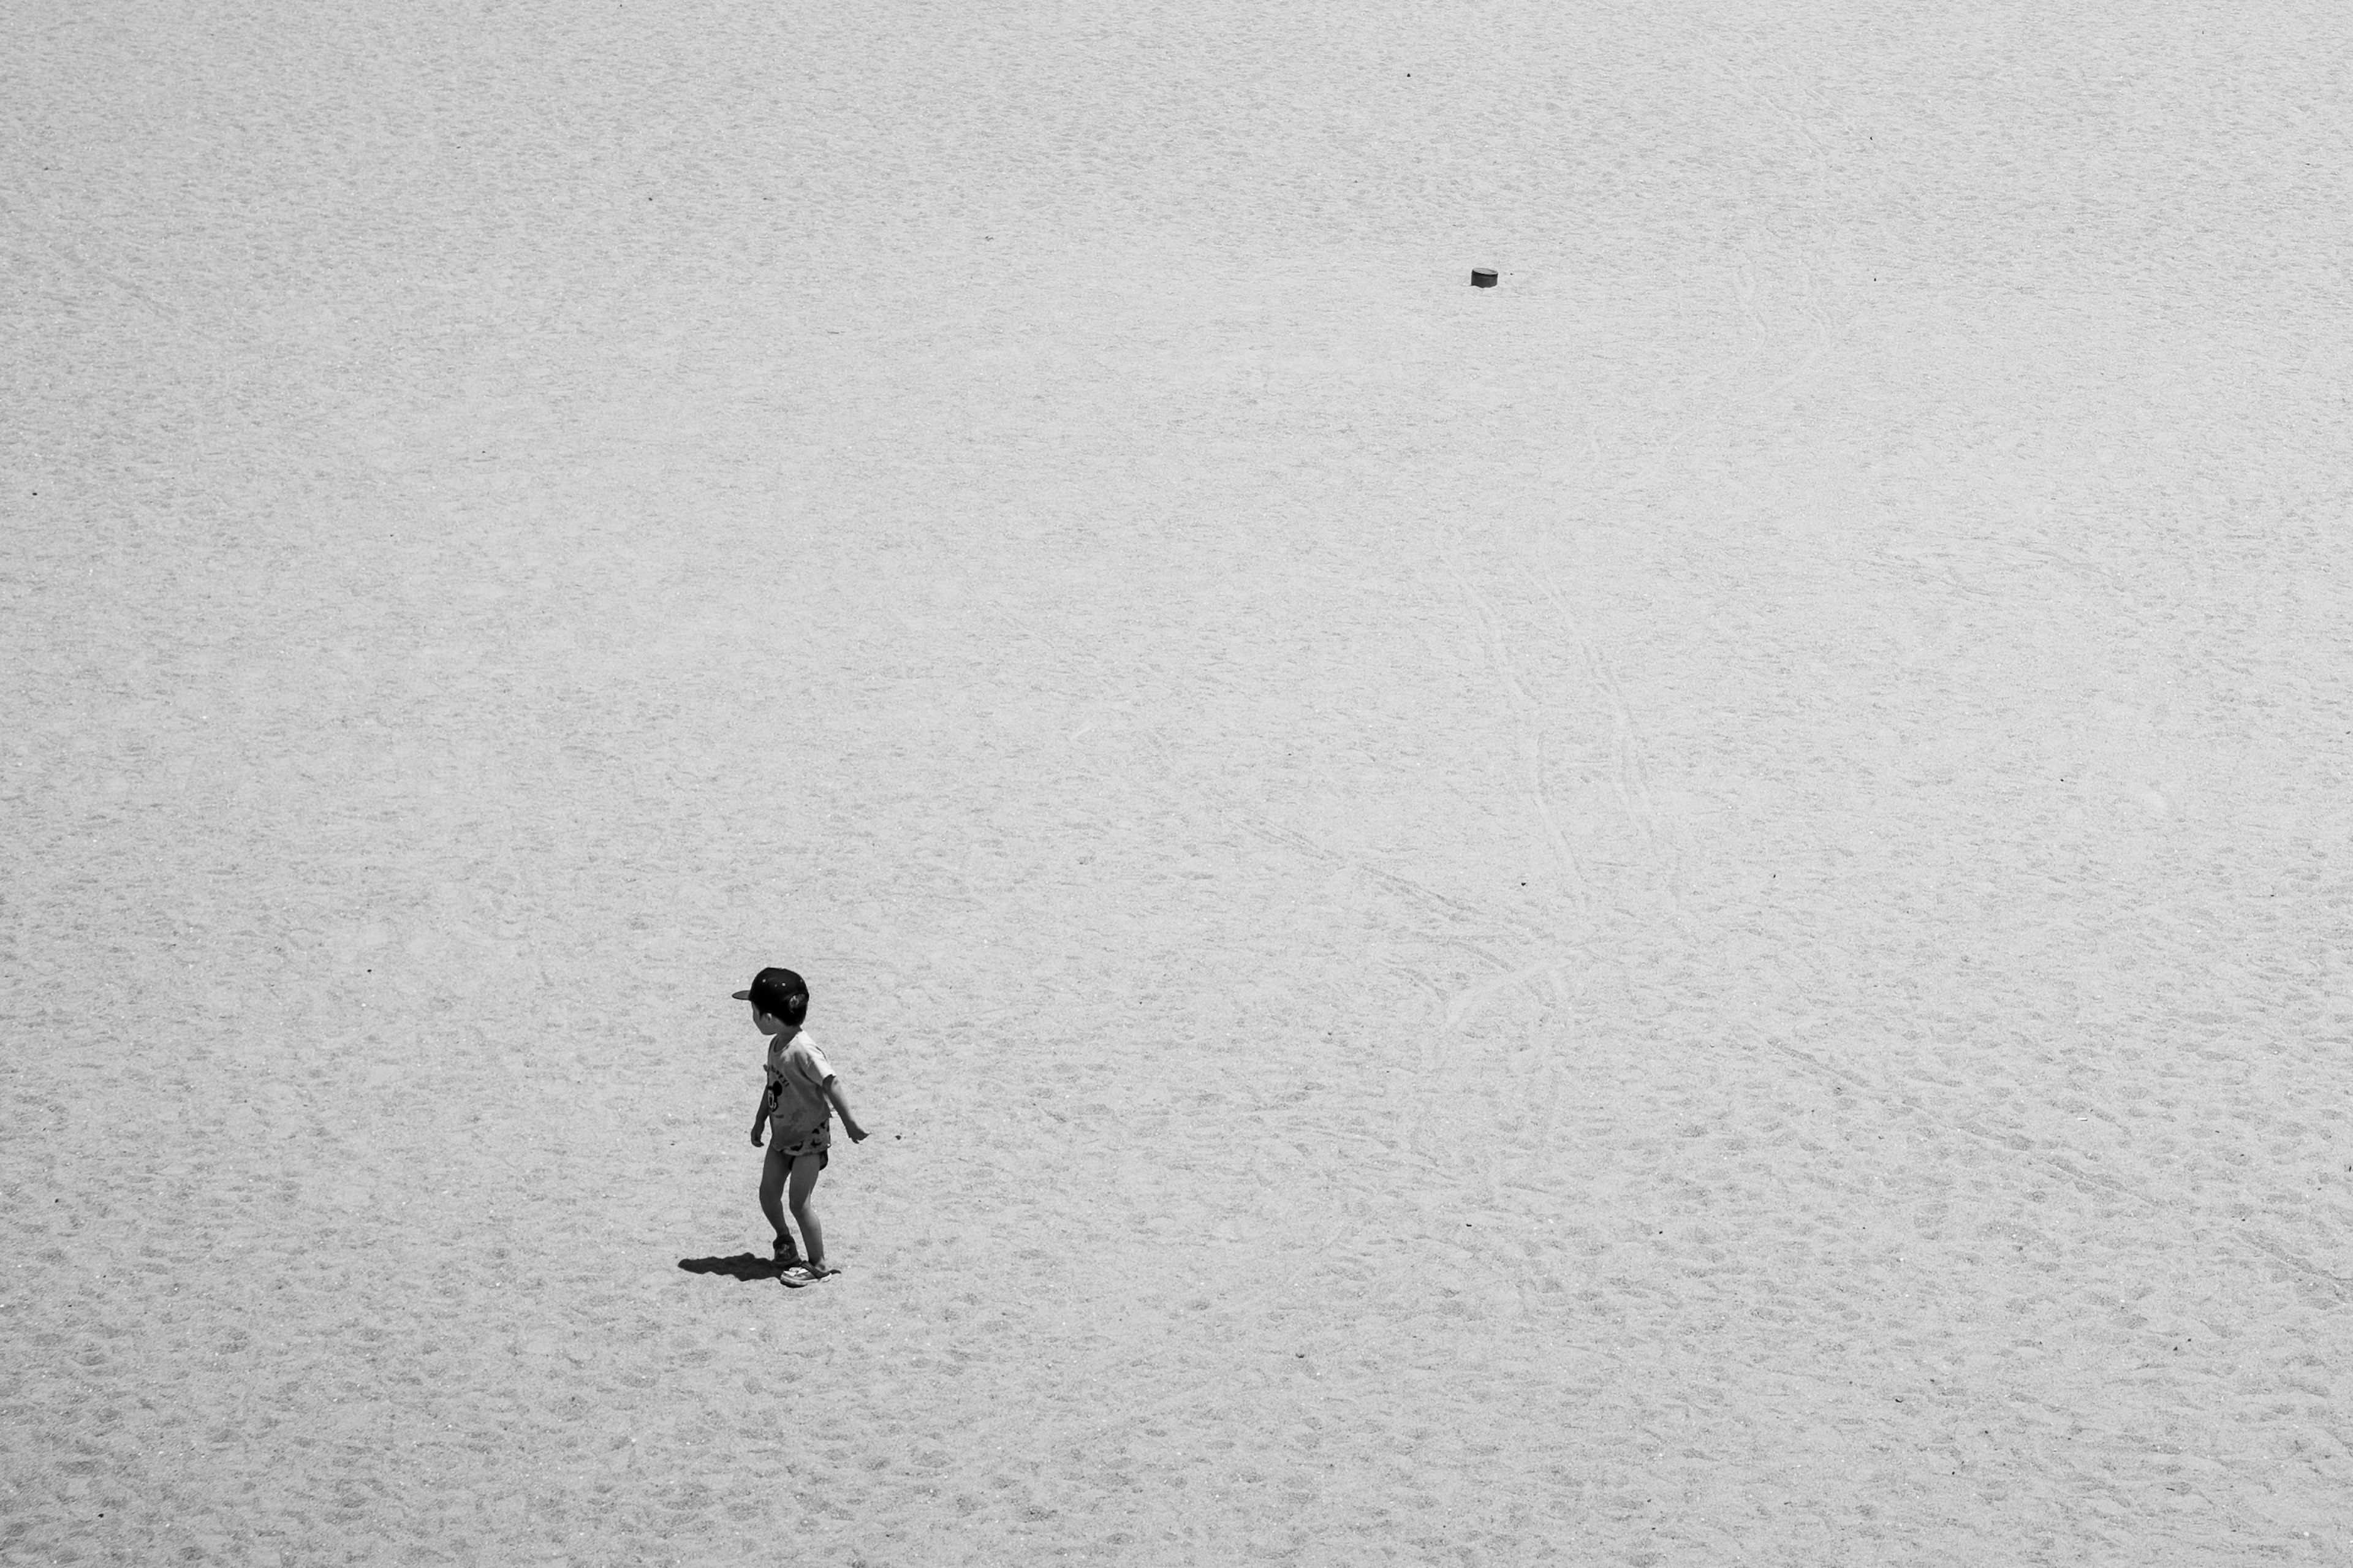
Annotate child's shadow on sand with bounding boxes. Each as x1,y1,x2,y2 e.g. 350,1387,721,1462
678,1253,783,1282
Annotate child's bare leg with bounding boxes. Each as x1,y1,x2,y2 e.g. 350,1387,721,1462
786,1153,827,1267
759,1143,795,1254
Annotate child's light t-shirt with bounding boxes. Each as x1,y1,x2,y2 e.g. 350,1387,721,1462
765,1032,836,1143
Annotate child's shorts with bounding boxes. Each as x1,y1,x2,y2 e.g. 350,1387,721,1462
772,1129,832,1166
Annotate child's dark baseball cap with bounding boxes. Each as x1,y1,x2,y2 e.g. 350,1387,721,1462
733,966,808,1021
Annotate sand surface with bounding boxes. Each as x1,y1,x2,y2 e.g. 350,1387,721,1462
6,0,2351,1562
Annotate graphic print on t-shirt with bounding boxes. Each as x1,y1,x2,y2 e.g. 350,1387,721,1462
764,1032,836,1143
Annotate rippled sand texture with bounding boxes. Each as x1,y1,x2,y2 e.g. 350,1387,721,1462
6,0,2350,1562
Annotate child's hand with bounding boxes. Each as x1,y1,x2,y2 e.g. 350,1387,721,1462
846,1124,870,1143
749,1127,764,1147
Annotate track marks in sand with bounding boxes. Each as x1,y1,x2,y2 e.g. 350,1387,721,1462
1239,815,1559,970
1446,553,1590,920
1527,565,1691,931
1441,542,1699,940
1767,1035,2353,1305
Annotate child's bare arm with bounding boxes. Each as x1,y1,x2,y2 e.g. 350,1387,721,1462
750,1079,779,1145
824,1078,868,1142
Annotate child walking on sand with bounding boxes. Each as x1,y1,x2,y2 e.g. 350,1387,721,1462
736,966,870,1287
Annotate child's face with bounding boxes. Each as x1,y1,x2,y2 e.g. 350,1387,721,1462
751,1004,784,1036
